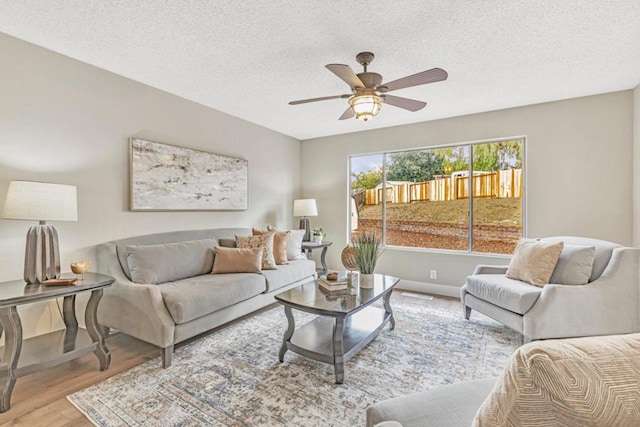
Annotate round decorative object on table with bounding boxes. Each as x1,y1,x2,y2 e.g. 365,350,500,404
71,260,91,280
341,246,358,270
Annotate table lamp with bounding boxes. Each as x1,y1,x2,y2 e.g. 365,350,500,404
293,199,317,242
1,181,78,284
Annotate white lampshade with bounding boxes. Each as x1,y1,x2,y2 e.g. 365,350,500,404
1,181,78,222
293,199,317,217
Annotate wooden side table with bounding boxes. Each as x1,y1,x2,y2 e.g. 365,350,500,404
301,241,332,275
0,272,114,412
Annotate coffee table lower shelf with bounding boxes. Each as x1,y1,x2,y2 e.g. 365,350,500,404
282,306,391,383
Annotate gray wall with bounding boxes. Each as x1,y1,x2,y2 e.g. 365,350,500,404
0,34,301,338
301,91,634,293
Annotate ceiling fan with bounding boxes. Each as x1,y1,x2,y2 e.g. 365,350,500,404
289,52,448,122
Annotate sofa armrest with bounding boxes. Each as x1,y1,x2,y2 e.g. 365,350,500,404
523,247,640,339
366,378,496,427
96,243,175,348
471,265,510,275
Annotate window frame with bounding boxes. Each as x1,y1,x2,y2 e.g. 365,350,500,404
347,136,527,255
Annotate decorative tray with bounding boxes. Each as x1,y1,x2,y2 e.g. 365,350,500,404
42,278,78,286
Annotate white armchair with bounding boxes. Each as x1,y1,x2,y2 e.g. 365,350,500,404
461,237,640,342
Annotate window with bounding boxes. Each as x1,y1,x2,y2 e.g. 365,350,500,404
349,138,524,255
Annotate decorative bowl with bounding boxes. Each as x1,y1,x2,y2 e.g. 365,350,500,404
71,260,91,275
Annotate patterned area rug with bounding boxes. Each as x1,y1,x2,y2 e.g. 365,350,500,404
68,297,522,426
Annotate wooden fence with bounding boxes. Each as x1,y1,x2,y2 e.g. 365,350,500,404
363,169,522,205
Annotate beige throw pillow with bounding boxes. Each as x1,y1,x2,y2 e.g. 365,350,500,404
211,247,263,274
506,239,564,286
236,233,277,270
253,228,290,265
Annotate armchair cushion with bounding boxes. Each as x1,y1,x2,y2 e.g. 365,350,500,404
506,239,564,286
465,274,542,315
540,236,621,281
548,244,595,285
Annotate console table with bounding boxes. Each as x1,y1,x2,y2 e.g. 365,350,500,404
301,241,332,275
0,272,114,412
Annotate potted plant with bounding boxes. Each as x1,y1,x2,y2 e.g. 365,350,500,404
352,231,382,288
312,227,326,244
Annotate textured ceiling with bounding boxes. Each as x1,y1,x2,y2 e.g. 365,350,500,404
1,1,639,140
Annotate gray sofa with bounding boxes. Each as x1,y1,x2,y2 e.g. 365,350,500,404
367,333,640,426
461,236,640,342
96,228,316,367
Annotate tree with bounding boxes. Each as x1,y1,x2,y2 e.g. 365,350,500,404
351,169,382,190
472,144,499,171
386,151,444,182
473,141,522,171
433,147,469,173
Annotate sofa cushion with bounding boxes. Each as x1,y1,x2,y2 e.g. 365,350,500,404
540,236,622,281
286,229,305,260
506,239,564,286
237,233,277,270
549,244,596,285
211,246,263,274
126,239,216,285
261,259,316,292
114,228,250,280
159,274,266,324
473,333,640,426
218,238,237,248
465,274,542,315
253,228,290,265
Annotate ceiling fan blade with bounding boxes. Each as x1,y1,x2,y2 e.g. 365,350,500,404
339,107,355,120
326,64,365,89
383,95,427,112
289,94,350,105
381,68,448,92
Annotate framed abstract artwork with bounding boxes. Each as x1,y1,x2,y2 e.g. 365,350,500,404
129,138,248,211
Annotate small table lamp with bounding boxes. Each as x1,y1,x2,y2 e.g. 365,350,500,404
293,199,317,242
1,181,78,284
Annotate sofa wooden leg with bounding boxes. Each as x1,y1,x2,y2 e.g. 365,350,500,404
464,305,472,320
162,345,174,368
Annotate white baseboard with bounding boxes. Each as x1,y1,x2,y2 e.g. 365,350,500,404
396,279,461,298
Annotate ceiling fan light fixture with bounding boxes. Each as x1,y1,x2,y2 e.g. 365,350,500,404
349,93,382,122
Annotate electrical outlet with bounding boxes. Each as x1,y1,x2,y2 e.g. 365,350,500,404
430,270,437,280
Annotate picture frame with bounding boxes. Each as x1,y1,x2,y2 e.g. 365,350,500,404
129,138,248,211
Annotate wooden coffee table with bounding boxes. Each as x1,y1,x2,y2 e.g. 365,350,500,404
275,274,400,383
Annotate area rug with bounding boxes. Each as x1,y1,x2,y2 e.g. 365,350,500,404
68,298,522,426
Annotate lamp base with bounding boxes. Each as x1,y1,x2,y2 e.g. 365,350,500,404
300,217,311,242
24,224,61,284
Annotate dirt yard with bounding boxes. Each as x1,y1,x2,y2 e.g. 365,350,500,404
356,198,522,254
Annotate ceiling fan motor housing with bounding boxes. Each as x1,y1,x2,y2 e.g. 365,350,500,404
356,72,383,90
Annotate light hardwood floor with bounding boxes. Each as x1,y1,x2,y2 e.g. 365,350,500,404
0,291,459,426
